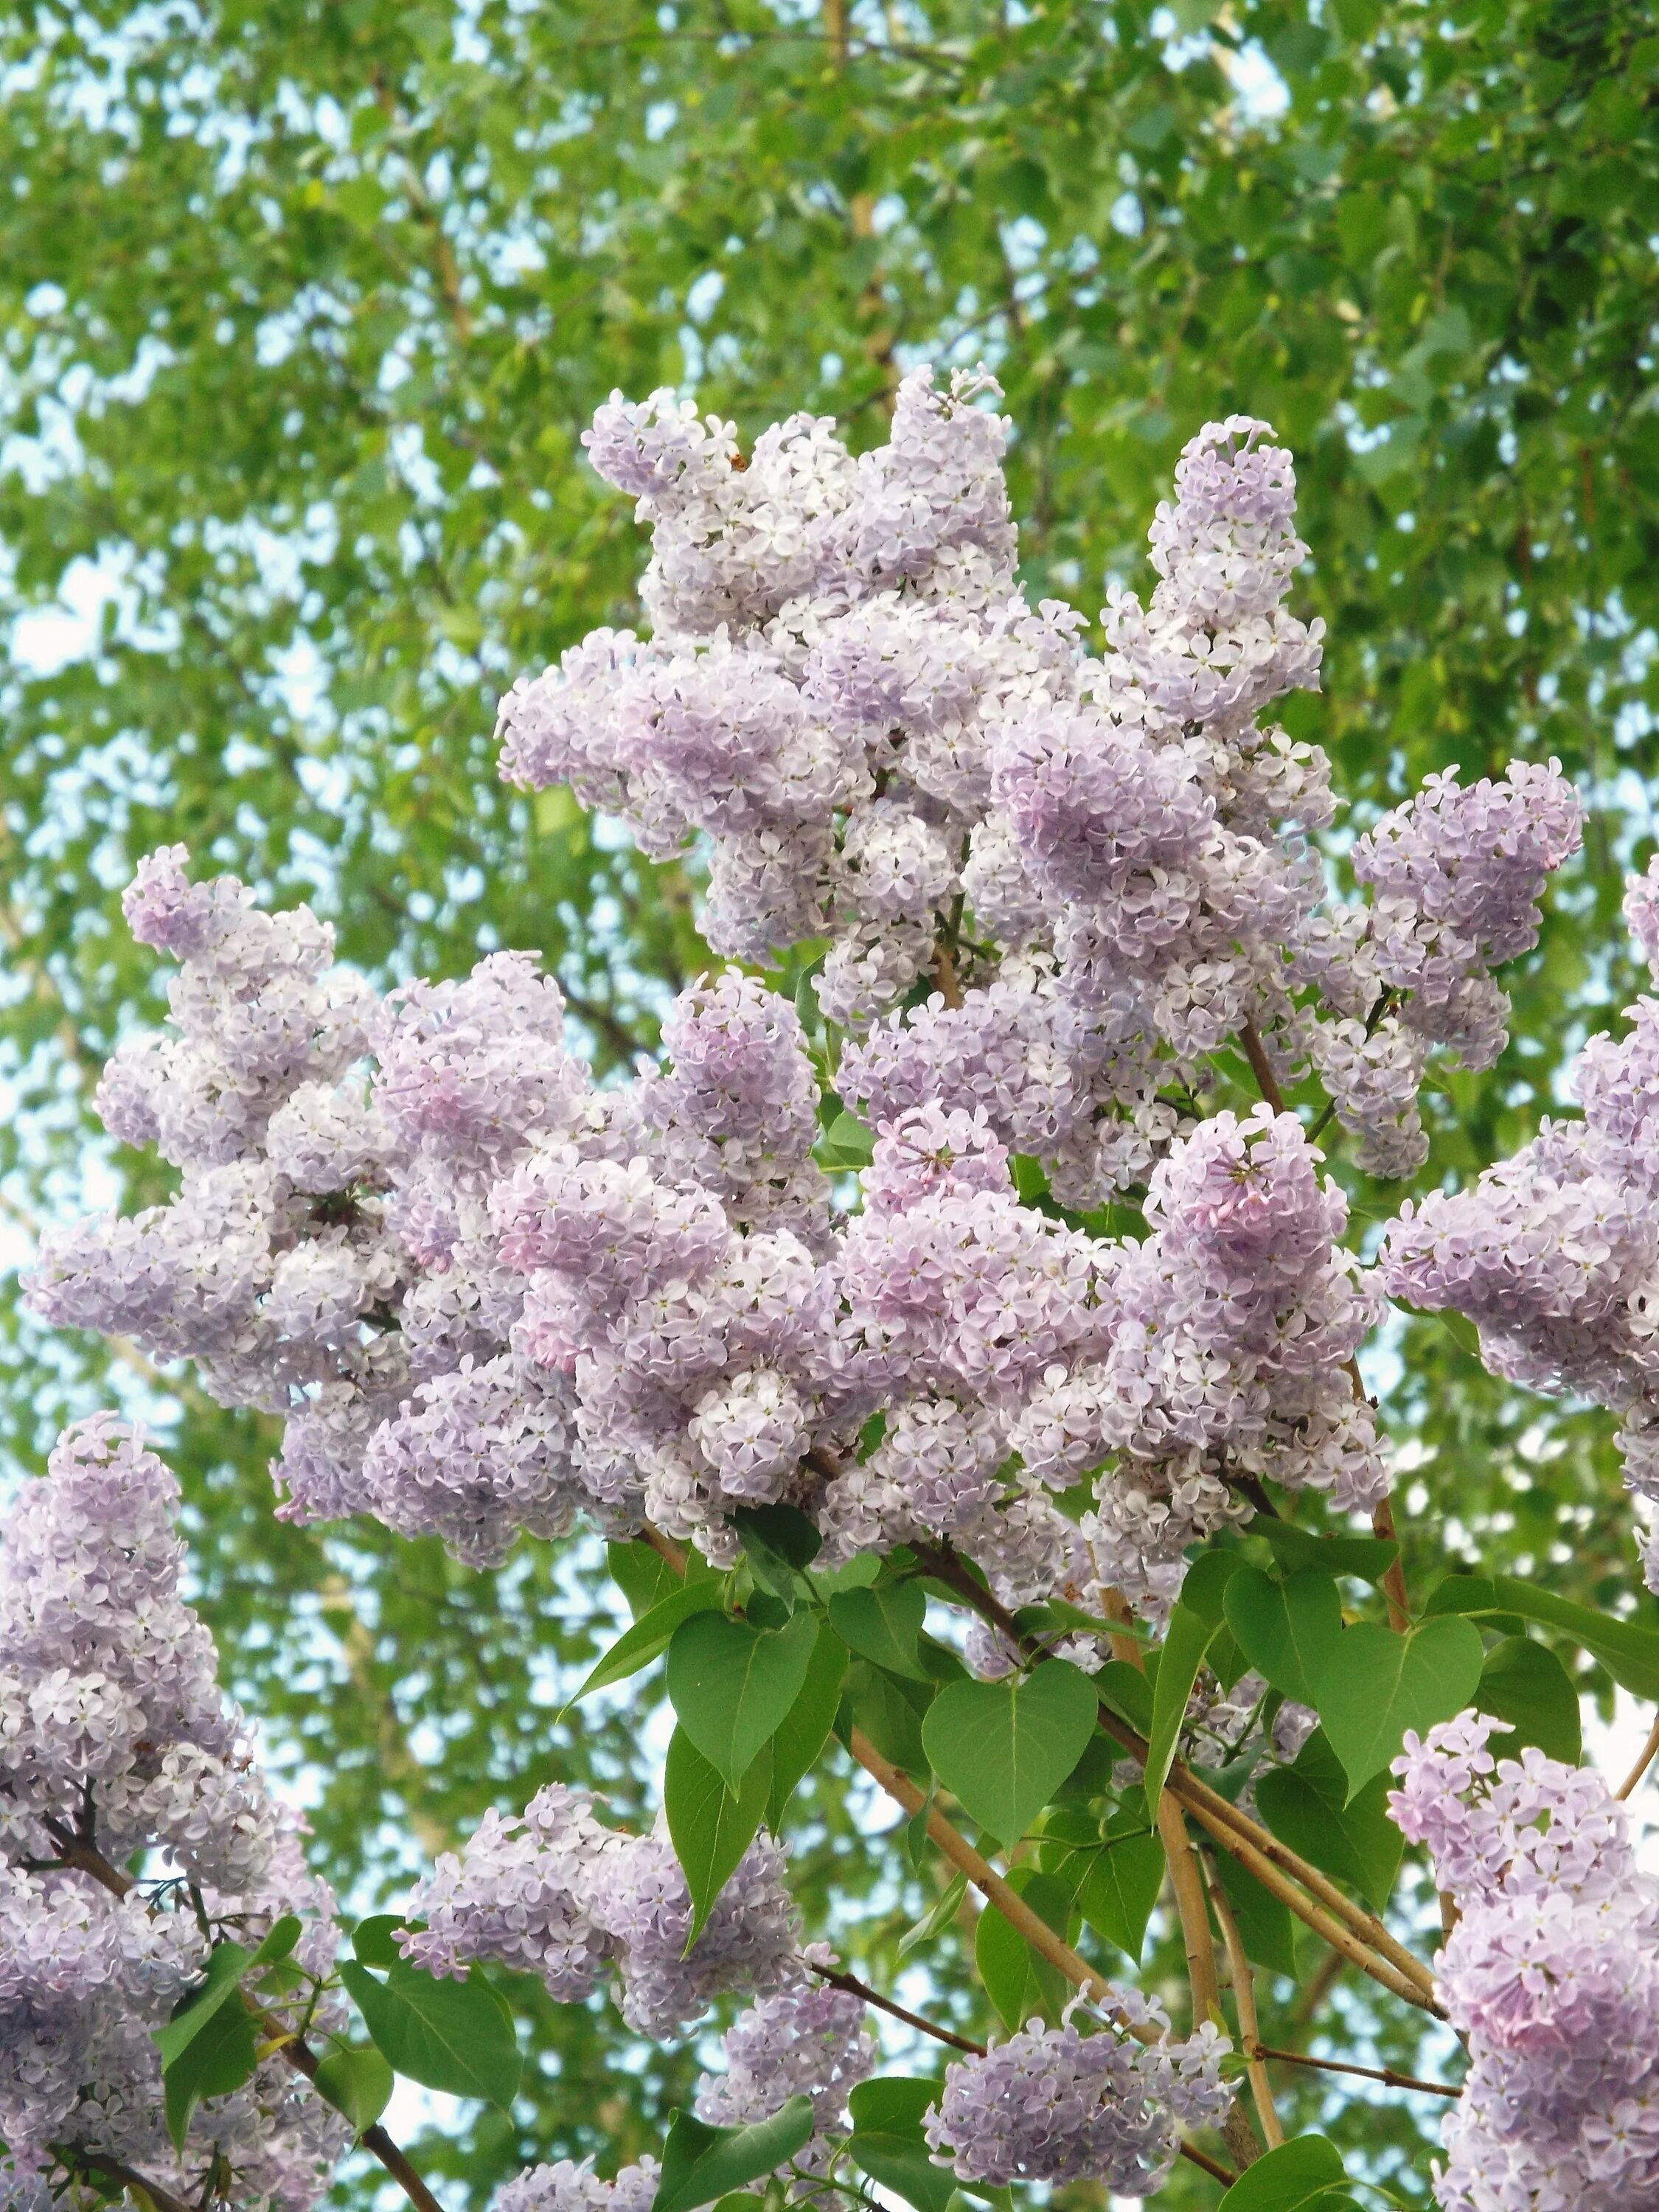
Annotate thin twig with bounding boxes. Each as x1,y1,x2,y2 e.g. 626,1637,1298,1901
60,2149,198,2212
811,1963,984,2054
1206,1858,1284,2149
1239,1020,1289,1115
1253,2042,1461,2099
1618,1711,1659,1800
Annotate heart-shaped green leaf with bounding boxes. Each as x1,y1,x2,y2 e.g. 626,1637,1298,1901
1475,1634,1581,1764
667,1610,819,1788
1312,1617,1486,1799
765,1626,848,1828
830,1580,929,1680
339,1957,521,2106
975,1868,1074,2029
568,1580,726,1711
1210,1851,1297,1977
1428,1573,1659,1701
314,2042,394,2134
922,1660,1098,1846
1224,1568,1343,1705
1076,1832,1165,1961
1254,1729,1403,1910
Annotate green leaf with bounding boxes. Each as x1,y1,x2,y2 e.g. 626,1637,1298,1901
163,1987,258,2149
766,1626,849,1827
922,1660,1099,1846
1076,1832,1165,1961
1312,1617,1486,1798
608,1538,678,1619
847,2079,955,2212
733,1505,821,1602
848,2132,957,2212
250,1914,302,1969
1095,1659,1154,1737
849,2078,939,2133
1476,1635,1582,1764
975,1868,1074,2030
813,1110,875,1170
314,2042,394,2133
568,1580,726,1709
1144,1606,1220,1807
664,1725,774,1941
1211,1850,1298,1978
1224,1569,1343,1705
830,1579,930,1680
1254,1523,1402,1587
845,1658,933,1778
897,1869,969,1959
653,2095,816,2212
667,1609,820,1789
1219,2134,1351,2209
153,1941,252,2070
338,1958,521,2105
1182,1547,1248,1627
1427,1574,1659,1700
352,1914,408,1970
1254,1730,1404,1910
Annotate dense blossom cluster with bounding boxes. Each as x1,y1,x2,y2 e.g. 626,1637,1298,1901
0,1416,347,2211
695,1955,876,2172
504,377,1578,1195
924,2005,1231,2196
24,375,1585,1614
1390,1713,1659,2208
494,2157,660,2212
1380,852,1659,1586
397,1782,801,2037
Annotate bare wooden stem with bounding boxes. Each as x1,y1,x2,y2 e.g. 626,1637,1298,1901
1253,2042,1461,2098
1239,1020,1289,1115
1618,1710,1659,1800
1371,1492,1413,1634
1205,1859,1284,2150
810,1961,984,2054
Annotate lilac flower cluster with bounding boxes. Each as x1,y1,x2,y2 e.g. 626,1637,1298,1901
923,2003,1231,2196
397,1785,800,2038
494,2159,660,2212
1010,1107,1387,1616
23,380,1585,1613
0,1417,347,2211
1378,856,1659,1584
501,388,1577,1203
694,1951,875,2173
1391,1713,1659,2208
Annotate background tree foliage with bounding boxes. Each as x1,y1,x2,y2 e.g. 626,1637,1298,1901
0,0,1655,2201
